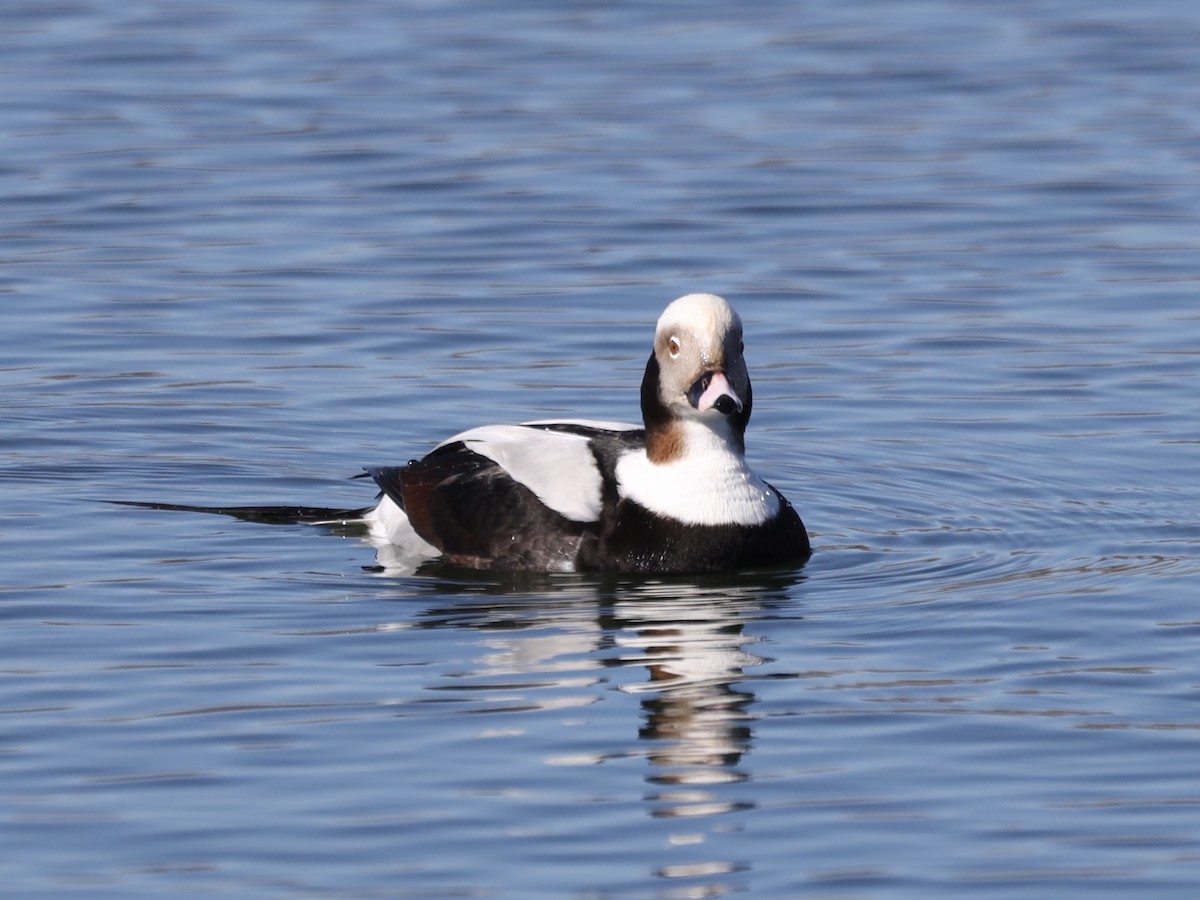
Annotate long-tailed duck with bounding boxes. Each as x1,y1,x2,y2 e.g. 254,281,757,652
117,293,810,574
363,293,810,573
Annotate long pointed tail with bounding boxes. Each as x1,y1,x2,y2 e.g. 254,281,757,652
107,500,372,525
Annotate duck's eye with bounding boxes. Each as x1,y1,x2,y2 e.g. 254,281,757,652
668,336,681,358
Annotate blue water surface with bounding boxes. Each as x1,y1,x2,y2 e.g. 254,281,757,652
2,1,1199,897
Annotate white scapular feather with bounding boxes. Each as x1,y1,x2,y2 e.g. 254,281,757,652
444,422,616,523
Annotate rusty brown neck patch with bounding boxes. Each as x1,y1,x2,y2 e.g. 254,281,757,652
645,420,686,464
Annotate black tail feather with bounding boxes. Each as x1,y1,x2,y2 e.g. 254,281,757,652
107,500,371,525
365,465,407,509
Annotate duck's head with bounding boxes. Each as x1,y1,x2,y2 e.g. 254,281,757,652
641,293,753,461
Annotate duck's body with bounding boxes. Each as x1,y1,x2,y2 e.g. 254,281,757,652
117,293,810,574
362,294,810,574
364,418,807,573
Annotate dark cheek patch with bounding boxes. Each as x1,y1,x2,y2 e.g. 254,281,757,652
712,394,739,415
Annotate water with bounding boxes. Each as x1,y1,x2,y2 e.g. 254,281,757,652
3,0,1199,896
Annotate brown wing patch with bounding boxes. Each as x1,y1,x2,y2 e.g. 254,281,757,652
394,444,487,550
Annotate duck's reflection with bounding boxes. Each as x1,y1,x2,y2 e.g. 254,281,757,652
619,600,758,782
403,570,798,807
384,569,803,895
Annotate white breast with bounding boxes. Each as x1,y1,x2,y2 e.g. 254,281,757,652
614,420,780,527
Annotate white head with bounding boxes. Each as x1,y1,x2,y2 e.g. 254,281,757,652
641,293,752,461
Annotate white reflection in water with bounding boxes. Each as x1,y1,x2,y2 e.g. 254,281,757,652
407,572,801,892
616,597,762,784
